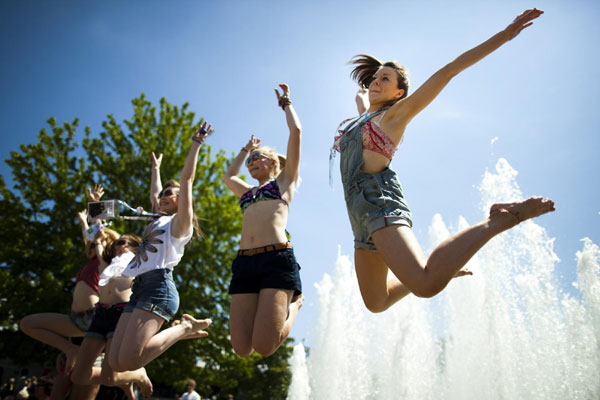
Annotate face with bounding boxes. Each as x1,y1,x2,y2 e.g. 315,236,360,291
158,187,180,214
246,150,275,180
368,66,405,106
113,238,136,257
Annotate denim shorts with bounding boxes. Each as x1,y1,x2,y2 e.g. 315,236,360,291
345,169,412,251
229,248,302,296
70,306,96,332
85,303,127,340
123,269,179,322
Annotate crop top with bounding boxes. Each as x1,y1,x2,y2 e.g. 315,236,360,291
333,110,396,160
239,179,288,213
76,257,100,293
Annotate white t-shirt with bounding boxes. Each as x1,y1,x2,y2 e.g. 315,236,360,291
123,215,192,278
98,252,135,286
181,391,201,400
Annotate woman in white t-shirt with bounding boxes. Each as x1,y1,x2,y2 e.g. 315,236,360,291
107,123,213,373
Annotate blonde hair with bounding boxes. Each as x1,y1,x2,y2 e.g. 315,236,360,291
254,146,286,177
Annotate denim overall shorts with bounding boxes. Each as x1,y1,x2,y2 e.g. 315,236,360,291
339,111,413,251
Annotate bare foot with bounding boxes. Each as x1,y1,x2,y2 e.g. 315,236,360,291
135,368,153,399
454,268,473,278
118,382,135,400
180,314,212,339
490,197,555,227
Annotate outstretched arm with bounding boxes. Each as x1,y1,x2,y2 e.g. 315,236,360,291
274,84,302,183
387,9,543,133
171,121,213,239
150,152,163,213
223,135,256,198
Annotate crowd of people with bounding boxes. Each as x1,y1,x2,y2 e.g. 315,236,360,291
15,8,555,399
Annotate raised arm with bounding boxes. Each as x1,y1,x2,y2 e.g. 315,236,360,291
355,87,369,116
77,184,105,243
386,8,543,132
150,152,163,213
223,135,256,198
274,84,302,183
171,121,212,239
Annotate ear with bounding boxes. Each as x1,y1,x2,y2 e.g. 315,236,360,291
394,89,405,100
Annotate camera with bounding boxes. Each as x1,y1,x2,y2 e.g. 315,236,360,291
88,200,118,221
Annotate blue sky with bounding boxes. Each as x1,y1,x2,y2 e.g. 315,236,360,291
1,0,599,347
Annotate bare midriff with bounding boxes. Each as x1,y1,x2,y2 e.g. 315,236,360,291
239,200,289,249
360,149,392,174
98,276,133,305
71,281,99,312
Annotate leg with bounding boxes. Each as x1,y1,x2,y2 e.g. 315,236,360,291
101,339,153,399
354,248,415,313
69,383,101,400
370,197,554,300
71,337,105,385
20,313,84,371
110,308,209,372
49,372,71,400
251,289,302,357
230,294,259,357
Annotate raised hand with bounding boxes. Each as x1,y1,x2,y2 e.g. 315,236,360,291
76,209,88,224
87,183,104,202
274,83,292,110
244,134,261,152
504,8,544,40
151,152,163,169
192,121,213,145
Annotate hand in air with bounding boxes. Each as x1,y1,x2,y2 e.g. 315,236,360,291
76,209,88,223
192,121,213,145
275,83,290,103
505,8,544,40
244,134,261,152
87,183,104,202
151,152,163,169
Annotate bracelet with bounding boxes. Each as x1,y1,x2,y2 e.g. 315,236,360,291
192,137,203,144
278,96,292,110
240,148,249,153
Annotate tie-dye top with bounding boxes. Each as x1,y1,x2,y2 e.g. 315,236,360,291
239,179,288,213
333,110,396,160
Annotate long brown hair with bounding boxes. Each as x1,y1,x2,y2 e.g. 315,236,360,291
349,54,410,108
103,233,141,264
161,180,204,241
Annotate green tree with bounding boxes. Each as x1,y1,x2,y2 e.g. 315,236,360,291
0,95,293,399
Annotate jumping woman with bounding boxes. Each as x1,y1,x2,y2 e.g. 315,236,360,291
333,9,555,312
224,84,303,357
107,122,213,372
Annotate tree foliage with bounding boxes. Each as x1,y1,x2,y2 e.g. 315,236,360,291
0,95,293,399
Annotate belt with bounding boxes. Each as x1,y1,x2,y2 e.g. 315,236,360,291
237,242,292,256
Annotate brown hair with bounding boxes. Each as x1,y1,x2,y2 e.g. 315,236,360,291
161,180,204,241
349,54,409,107
103,233,141,264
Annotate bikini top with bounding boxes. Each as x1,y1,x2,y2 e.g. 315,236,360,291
76,257,100,293
333,110,396,160
239,179,288,213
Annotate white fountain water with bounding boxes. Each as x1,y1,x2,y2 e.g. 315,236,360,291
287,158,600,400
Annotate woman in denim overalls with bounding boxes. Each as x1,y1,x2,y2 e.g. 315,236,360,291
336,9,554,312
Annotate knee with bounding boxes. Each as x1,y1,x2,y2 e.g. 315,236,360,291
411,281,445,299
252,337,278,358
107,351,124,372
19,316,34,333
100,370,116,387
363,299,389,314
70,367,88,386
231,338,253,358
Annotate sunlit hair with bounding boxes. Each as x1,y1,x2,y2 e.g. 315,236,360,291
250,146,286,177
161,180,204,241
103,233,141,264
349,54,410,107
84,227,119,260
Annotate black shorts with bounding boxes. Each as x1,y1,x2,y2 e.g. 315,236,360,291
229,248,302,296
85,303,127,340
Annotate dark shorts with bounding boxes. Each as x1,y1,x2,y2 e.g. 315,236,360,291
123,269,179,322
70,306,96,332
85,303,127,340
229,248,302,296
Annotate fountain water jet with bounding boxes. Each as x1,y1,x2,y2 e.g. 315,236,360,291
288,158,600,400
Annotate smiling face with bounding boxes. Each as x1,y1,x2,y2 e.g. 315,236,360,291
158,186,180,214
246,149,277,181
368,66,405,107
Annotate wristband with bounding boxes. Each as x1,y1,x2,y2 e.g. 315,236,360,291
192,137,203,144
278,96,292,110
240,148,249,153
